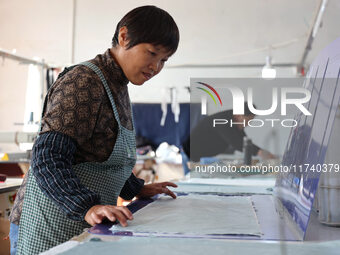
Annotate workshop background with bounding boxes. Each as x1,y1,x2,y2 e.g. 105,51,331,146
1,1,340,255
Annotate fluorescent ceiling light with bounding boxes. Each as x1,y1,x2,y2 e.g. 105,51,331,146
262,56,276,79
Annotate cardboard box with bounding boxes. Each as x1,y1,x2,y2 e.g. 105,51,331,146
0,218,10,255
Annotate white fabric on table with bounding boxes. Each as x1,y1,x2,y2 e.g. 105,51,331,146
111,194,262,236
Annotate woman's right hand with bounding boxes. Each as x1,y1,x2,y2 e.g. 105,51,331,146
85,205,133,226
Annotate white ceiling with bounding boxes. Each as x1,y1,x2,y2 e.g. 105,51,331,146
0,0,339,68
72,0,340,68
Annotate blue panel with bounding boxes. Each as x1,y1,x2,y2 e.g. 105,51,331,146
132,103,202,148
275,37,340,239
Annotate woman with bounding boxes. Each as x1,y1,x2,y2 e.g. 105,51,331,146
10,5,180,254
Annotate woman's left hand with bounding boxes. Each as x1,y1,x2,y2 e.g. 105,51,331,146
137,182,178,199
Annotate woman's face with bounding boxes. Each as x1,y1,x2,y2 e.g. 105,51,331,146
119,43,171,85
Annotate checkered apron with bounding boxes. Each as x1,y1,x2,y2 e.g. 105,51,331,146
17,62,136,254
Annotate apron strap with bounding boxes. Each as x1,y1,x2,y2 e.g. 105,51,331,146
39,61,134,133
39,65,78,133
79,61,123,128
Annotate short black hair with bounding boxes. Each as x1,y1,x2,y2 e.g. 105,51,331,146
112,6,180,56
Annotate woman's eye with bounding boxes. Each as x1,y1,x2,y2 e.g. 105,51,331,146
149,51,157,56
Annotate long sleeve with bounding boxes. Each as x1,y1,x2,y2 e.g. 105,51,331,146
31,131,101,222
119,173,145,200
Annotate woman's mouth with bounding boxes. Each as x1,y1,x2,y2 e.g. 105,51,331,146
142,72,152,80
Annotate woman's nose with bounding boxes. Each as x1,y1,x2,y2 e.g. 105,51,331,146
149,60,161,72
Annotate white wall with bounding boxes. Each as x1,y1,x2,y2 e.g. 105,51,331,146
0,0,73,129
0,0,73,151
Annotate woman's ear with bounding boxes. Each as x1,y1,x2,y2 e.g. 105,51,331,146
118,26,129,48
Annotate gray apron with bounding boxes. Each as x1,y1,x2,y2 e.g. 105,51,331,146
17,62,136,254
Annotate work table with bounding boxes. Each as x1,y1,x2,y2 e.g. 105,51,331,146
41,177,340,255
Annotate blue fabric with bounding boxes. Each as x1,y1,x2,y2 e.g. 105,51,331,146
9,223,18,255
132,103,202,148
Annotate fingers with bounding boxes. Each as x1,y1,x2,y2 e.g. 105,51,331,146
161,182,178,188
102,207,116,222
111,208,129,227
86,216,95,226
86,211,102,226
91,211,104,225
151,183,177,199
116,206,133,220
161,187,177,199
160,182,177,199
85,205,133,227
136,182,178,200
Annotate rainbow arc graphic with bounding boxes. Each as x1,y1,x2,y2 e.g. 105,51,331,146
196,82,223,106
